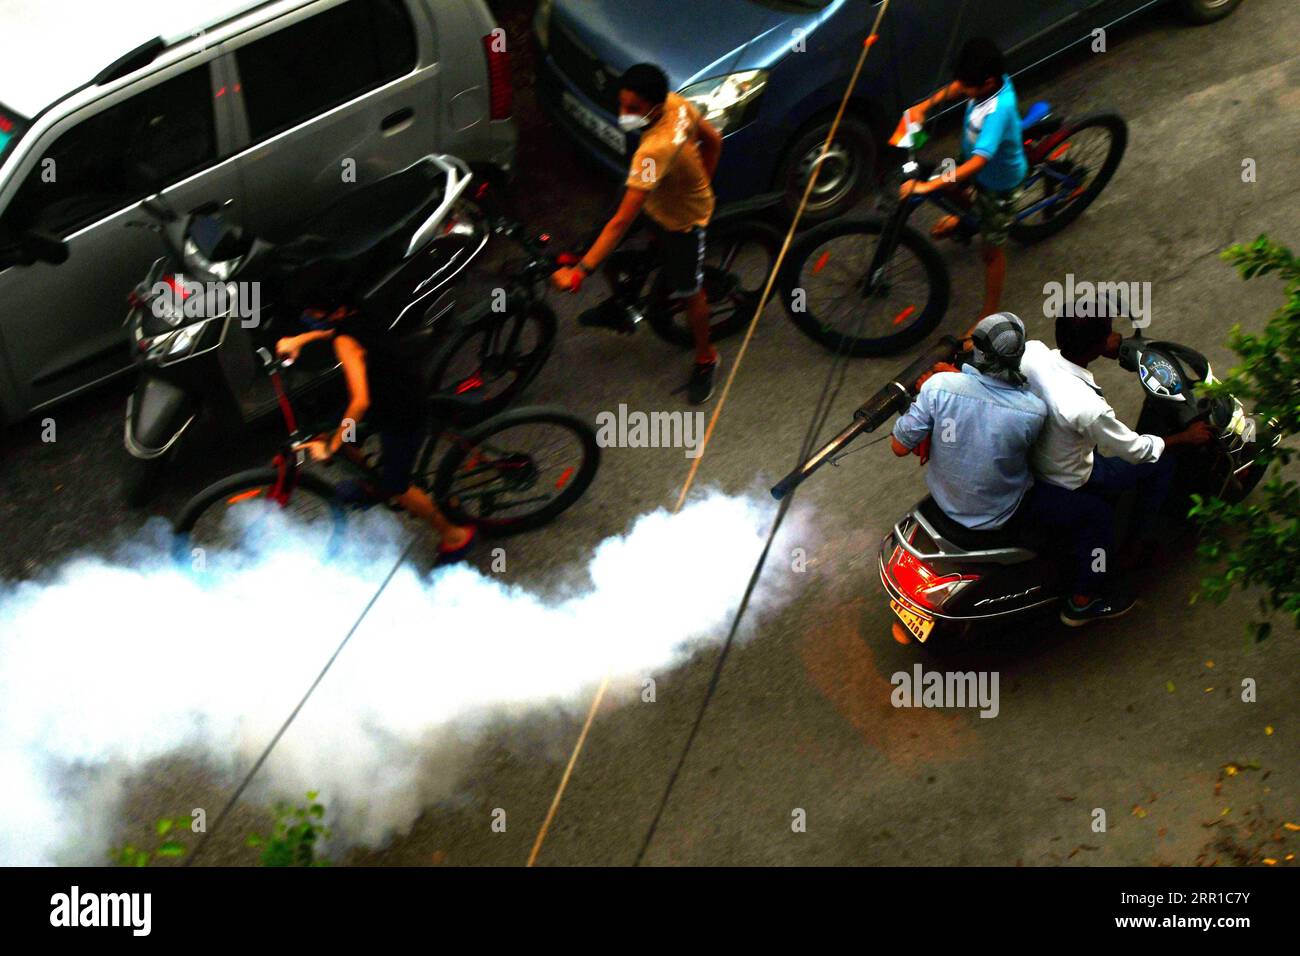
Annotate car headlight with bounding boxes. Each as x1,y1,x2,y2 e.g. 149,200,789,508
535,0,555,49
680,70,768,134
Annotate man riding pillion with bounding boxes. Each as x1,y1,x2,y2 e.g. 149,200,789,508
550,63,724,405
899,37,1028,327
275,308,477,564
1018,312,1214,625
890,313,1046,531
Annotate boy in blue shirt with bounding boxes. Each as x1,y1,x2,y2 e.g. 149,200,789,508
900,38,1028,330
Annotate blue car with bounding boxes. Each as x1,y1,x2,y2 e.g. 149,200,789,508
533,0,1240,221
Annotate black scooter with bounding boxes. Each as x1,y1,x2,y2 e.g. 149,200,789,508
771,332,1276,648
121,154,488,504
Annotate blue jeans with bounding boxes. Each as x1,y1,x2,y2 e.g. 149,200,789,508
1021,452,1175,596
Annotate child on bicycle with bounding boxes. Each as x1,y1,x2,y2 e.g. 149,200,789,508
275,307,477,564
899,37,1028,334
550,62,724,405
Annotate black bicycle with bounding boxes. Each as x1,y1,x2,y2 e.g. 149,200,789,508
426,219,561,418
573,196,786,348
174,349,600,565
427,204,784,415
780,102,1128,356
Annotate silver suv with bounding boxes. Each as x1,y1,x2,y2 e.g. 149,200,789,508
0,0,516,425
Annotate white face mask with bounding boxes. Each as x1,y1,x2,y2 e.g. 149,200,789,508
618,112,649,132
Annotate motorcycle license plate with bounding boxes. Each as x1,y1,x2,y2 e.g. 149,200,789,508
890,598,934,643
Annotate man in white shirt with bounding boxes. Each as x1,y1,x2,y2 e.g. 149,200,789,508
1018,313,1211,626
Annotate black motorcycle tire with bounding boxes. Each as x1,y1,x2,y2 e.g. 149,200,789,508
123,454,168,507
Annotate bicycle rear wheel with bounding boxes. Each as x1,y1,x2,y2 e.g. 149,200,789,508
430,407,600,536
780,217,949,357
173,467,346,570
428,302,558,419
646,219,784,348
1010,113,1127,244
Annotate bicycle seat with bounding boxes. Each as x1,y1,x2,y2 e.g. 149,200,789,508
1020,101,1062,140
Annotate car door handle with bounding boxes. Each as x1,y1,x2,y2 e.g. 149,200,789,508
381,108,415,133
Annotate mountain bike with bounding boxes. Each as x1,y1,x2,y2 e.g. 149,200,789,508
779,102,1128,357
573,194,786,347
174,349,600,564
428,202,785,415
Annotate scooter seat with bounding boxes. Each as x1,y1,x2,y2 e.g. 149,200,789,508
918,497,1038,554
280,161,446,265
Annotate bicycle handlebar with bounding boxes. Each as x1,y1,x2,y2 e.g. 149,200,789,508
770,335,961,500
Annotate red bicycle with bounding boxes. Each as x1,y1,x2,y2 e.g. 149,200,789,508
173,348,600,565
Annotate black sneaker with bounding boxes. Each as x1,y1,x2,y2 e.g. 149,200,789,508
1059,592,1137,627
578,300,640,334
688,356,720,405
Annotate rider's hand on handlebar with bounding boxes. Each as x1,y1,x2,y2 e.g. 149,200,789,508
275,336,302,364
899,178,937,201
1169,420,1215,448
293,437,334,463
550,266,585,293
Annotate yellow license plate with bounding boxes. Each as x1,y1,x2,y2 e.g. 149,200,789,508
890,598,934,643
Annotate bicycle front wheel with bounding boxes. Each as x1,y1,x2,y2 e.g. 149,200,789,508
780,217,950,357
430,407,600,536
172,467,346,570
428,302,558,420
646,219,785,348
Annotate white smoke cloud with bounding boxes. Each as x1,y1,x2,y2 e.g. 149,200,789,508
0,490,805,865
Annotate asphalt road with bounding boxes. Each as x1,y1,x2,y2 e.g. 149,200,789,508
1,0,1296,867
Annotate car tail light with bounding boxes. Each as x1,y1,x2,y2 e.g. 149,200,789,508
483,34,513,120
889,545,978,611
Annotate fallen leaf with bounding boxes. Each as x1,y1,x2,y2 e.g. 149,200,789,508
1265,726,1273,736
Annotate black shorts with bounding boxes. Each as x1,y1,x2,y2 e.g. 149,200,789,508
375,428,422,498
652,223,707,299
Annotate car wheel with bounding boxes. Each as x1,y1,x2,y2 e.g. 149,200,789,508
776,115,876,225
1176,0,1242,25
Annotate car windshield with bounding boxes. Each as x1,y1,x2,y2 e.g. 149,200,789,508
0,102,27,167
